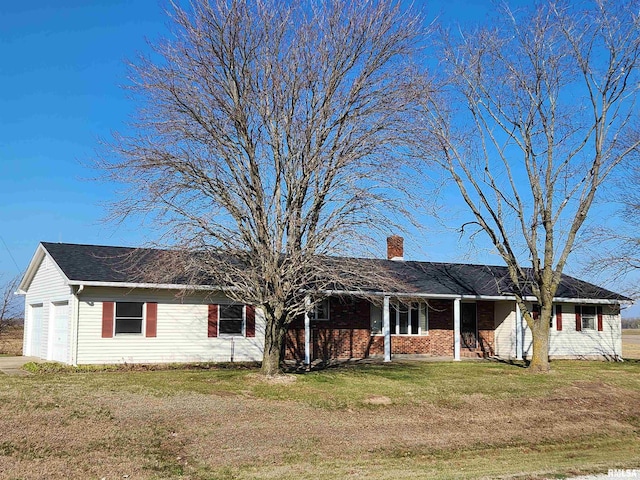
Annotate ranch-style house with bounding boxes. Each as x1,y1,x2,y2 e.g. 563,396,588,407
18,238,630,365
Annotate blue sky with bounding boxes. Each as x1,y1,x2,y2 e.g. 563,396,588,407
0,1,167,273
1,0,637,315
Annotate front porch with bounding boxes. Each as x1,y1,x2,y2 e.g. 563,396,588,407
285,296,504,364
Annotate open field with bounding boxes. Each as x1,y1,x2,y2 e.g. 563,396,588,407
0,325,22,356
1,360,639,480
623,329,640,359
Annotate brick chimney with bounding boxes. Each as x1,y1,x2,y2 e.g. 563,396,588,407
386,235,404,261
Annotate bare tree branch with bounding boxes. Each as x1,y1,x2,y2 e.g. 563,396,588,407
0,274,23,334
418,0,640,372
99,0,424,375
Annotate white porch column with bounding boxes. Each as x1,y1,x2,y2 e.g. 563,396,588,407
304,296,311,365
515,301,523,361
383,296,391,362
453,298,461,361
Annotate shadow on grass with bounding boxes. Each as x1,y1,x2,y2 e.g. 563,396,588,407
488,357,530,369
281,357,534,374
622,358,640,365
283,358,429,374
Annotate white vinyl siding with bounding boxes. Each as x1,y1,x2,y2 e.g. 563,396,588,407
23,254,71,360
520,303,622,359
493,301,516,358
75,287,265,364
493,301,622,360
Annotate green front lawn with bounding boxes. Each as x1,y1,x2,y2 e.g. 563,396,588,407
1,360,639,479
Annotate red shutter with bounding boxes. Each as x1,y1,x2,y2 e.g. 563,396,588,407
102,302,114,338
575,305,582,332
146,302,157,338
245,305,256,337
208,304,218,337
597,306,603,331
556,304,562,331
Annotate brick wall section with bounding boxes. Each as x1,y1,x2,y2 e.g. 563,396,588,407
427,299,454,356
285,297,372,361
313,328,374,360
367,336,431,355
285,328,306,361
391,336,431,354
476,301,495,357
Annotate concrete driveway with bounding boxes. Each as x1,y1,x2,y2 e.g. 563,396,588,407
0,356,39,376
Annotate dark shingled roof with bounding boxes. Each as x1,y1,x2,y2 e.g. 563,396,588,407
40,242,630,301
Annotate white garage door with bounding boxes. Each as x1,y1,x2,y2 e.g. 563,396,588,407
51,302,69,363
30,304,43,358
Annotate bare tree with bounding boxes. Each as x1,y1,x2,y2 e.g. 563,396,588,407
101,0,423,374
419,0,640,371
0,274,22,334
595,161,640,294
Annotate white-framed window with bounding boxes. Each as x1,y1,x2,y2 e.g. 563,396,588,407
370,302,427,335
309,298,330,321
219,304,245,335
370,304,382,334
424,303,429,334
390,302,420,335
115,302,144,335
580,305,596,330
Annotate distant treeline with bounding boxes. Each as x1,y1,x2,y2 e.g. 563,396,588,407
2,317,23,326
622,318,640,329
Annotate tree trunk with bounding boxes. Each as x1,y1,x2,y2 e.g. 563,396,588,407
528,310,551,373
261,313,287,376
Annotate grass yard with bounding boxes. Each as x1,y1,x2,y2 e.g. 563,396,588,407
0,360,639,479
0,325,23,356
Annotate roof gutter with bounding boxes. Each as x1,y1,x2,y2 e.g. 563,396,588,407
62,284,631,304
66,280,239,291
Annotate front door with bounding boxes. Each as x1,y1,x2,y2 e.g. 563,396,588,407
461,303,477,349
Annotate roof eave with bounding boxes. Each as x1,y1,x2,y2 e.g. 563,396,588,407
323,289,630,304
67,280,236,292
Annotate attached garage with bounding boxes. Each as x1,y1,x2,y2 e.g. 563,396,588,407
19,246,72,363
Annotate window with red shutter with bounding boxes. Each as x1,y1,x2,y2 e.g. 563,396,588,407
208,304,218,337
146,302,157,338
245,305,256,337
597,306,603,331
102,302,114,338
114,302,144,334
555,304,562,331
581,306,596,330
